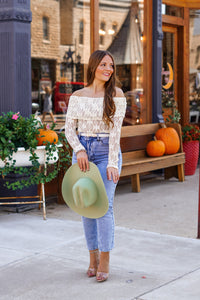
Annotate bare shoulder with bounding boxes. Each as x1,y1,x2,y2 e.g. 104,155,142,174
72,87,87,97
115,87,125,97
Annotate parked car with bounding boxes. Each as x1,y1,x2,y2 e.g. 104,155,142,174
54,81,85,113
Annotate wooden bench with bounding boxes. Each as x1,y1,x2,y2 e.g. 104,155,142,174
120,123,185,192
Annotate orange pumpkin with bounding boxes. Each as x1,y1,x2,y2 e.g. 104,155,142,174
155,127,180,155
36,128,58,146
146,140,165,157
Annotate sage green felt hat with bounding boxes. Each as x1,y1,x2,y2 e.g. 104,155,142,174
61,162,109,218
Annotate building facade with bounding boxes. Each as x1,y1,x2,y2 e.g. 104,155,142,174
30,0,200,126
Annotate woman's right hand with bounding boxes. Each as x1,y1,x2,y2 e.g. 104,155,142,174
76,150,89,172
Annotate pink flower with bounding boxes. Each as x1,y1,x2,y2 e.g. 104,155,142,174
46,124,50,129
12,112,19,120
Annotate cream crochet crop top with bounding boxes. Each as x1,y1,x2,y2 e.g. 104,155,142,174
65,95,127,169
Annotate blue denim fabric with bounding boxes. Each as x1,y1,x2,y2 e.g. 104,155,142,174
72,135,122,252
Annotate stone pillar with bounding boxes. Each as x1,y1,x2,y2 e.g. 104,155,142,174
152,0,164,123
0,0,32,117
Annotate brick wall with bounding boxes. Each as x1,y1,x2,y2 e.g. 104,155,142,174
31,0,60,62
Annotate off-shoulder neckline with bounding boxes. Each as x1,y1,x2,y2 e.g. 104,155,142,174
70,95,125,99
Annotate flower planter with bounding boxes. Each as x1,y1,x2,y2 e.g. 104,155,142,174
183,141,199,176
0,145,59,168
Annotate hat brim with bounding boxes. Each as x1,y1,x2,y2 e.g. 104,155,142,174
62,162,109,218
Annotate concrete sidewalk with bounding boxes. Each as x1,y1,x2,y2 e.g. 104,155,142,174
0,168,200,299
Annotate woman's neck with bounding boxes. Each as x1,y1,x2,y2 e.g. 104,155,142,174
87,80,105,97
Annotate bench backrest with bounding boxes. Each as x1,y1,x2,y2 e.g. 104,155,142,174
120,123,183,153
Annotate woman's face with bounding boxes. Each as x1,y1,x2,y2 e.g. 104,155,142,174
95,55,114,83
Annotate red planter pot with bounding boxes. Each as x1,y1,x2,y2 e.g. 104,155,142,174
183,141,199,176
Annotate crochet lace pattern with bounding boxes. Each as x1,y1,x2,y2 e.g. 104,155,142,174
65,96,127,169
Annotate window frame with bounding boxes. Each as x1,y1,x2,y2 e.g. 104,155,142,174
79,20,84,45
43,16,49,41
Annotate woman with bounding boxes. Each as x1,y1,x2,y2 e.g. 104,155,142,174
42,86,55,123
65,50,126,282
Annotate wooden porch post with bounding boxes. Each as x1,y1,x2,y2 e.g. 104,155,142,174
90,0,99,54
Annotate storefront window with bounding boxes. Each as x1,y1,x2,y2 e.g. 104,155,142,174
99,0,144,125
31,1,90,115
189,9,200,123
56,1,90,114
162,4,183,18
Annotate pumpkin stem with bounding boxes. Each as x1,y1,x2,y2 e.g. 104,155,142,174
154,136,157,141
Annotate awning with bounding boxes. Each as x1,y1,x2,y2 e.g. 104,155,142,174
107,8,143,65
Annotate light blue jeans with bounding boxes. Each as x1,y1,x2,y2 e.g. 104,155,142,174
72,135,122,252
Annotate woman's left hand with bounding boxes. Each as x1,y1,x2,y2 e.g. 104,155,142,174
107,167,119,184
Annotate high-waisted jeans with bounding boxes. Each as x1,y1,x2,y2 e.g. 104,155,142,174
72,135,122,252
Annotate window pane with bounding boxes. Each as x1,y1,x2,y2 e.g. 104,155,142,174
43,17,49,40
189,9,200,123
100,21,106,45
99,0,144,125
79,20,84,45
162,4,184,18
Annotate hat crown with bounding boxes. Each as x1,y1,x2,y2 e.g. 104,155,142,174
62,162,109,218
72,177,98,209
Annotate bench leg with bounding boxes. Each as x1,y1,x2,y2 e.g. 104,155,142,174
131,174,140,192
164,165,184,182
177,164,185,182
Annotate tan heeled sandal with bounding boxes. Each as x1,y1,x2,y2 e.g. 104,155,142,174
87,249,99,278
96,271,109,282
96,251,109,282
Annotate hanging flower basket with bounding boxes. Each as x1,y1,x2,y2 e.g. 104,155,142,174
0,111,72,191
183,141,199,176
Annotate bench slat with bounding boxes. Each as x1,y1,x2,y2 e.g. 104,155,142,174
120,153,185,177
122,151,185,166
121,123,160,138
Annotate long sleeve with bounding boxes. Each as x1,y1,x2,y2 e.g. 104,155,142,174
107,115,124,169
107,97,127,169
65,117,86,153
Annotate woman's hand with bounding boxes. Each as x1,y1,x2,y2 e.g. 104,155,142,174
76,150,89,172
107,167,119,184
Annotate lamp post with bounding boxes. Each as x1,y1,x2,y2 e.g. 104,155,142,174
63,47,75,82
76,54,81,82
63,48,81,83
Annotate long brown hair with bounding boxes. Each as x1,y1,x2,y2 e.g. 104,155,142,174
86,50,116,127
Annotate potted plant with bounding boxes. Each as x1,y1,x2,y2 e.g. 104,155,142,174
0,111,71,191
182,124,200,175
